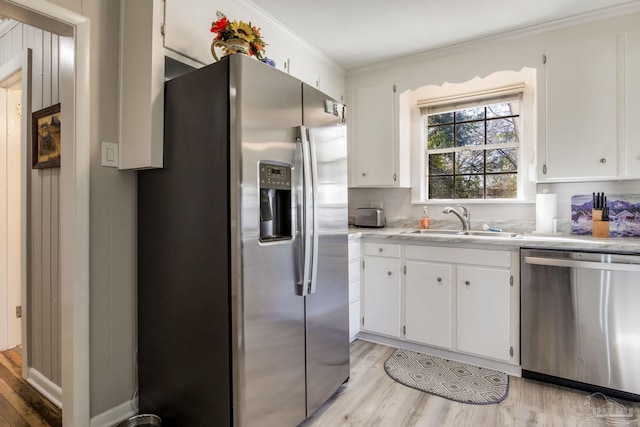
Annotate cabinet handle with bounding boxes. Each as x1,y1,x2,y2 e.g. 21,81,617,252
362,172,367,177
600,158,607,164
465,280,471,286
387,271,392,276
378,247,383,253
436,277,442,283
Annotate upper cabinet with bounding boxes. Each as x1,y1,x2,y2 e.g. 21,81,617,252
119,0,345,170
541,34,618,181
348,81,410,187
624,30,640,178
540,30,640,182
119,0,166,169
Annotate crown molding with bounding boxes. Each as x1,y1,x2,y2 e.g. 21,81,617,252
0,16,18,37
230,0,345,74
347,1,640,77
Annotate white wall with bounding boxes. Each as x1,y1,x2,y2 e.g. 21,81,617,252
45,0,137,419
0,22,63,387
347,10,640,229
83,0,137,418
0,69,22,352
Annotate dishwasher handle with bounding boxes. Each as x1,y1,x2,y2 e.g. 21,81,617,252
524,256,640,272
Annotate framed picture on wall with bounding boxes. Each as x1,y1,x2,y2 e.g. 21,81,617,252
32,103,61,169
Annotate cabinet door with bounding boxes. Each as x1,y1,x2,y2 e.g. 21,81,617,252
625,30,640,177
352,83,396,187
362,255,401,337
348,241,361,341
544,35,617,180
456,266,511,361
405,260,452,348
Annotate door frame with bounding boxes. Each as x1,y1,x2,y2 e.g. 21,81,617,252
0,1,91,425
0,49,29,355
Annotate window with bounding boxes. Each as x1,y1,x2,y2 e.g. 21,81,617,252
424,97,521,200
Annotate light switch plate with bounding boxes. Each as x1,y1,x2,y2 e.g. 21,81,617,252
101,142,118,167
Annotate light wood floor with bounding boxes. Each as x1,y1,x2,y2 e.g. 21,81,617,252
0,348,62,427
303,340,640,427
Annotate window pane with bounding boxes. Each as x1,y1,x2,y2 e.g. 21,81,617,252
486,148,517,172
428,125,454,149
455,107,484,122
487,117,519,144
429,176,454,199
486,174,517,198
486,101,520,118
456,122,485,146
424,96,521,201
429,153,454,174
455,175,484,199
428,112,454,125
455,150,484,174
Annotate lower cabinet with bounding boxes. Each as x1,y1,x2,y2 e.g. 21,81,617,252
456,266,512,361
361,241,518,364
405,260,452,348
348,239,361,341
361,243,402,338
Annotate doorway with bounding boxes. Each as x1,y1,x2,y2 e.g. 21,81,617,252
0,50,27,358
0,1,91,425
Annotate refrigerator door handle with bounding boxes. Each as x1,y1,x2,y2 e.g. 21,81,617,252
308,128,319,295
297,126,312,296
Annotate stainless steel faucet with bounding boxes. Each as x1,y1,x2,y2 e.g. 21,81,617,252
443,205,471,231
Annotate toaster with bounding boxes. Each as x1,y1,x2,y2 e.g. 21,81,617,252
354,208,386,228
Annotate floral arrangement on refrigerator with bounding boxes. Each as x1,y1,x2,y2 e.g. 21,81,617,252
210,11,266,59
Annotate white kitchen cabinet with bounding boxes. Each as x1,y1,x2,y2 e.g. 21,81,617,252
360,241,518,365
404,260,452,349
361,242,401,337
348,239,361,341
541,34,618,181
456,266,512,362
624,30,640,177
349,82,410,188
351,83,395,186
119,0,345,170
119,0,167,169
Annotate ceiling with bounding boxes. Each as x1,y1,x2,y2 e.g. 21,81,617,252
250,0,640,70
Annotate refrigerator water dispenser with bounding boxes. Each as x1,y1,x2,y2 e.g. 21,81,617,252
259,161,292,242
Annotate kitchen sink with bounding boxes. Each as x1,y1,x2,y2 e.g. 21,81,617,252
404,229,522,238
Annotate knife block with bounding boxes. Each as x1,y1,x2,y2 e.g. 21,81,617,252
592,210,609,237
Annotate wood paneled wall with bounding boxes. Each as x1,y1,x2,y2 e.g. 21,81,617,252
0,22,61,387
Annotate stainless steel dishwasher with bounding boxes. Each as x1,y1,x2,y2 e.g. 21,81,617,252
521,248,640,399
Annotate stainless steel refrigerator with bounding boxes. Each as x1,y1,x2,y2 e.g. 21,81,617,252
137,54,349,427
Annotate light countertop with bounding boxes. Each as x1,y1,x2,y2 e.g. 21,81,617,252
349,226,640,253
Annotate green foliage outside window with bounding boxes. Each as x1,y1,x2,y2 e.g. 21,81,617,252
427,101,519,199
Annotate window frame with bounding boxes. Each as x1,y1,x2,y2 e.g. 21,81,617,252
410,75,536,205
424,97,522,200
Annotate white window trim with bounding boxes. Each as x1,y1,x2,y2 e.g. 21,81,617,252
417,82,526,110
409,69,537,205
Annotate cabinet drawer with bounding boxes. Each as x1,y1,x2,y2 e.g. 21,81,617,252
348,241,361,261
405,244,510,268
364,242,401,258
349,280,360,304
349,259,361,284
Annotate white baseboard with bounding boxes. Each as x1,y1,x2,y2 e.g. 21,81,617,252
26,367,62,409
90,399,137,427
356,332,522,377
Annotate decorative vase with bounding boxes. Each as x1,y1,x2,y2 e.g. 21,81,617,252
260,57,276,68
211,38,250,61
